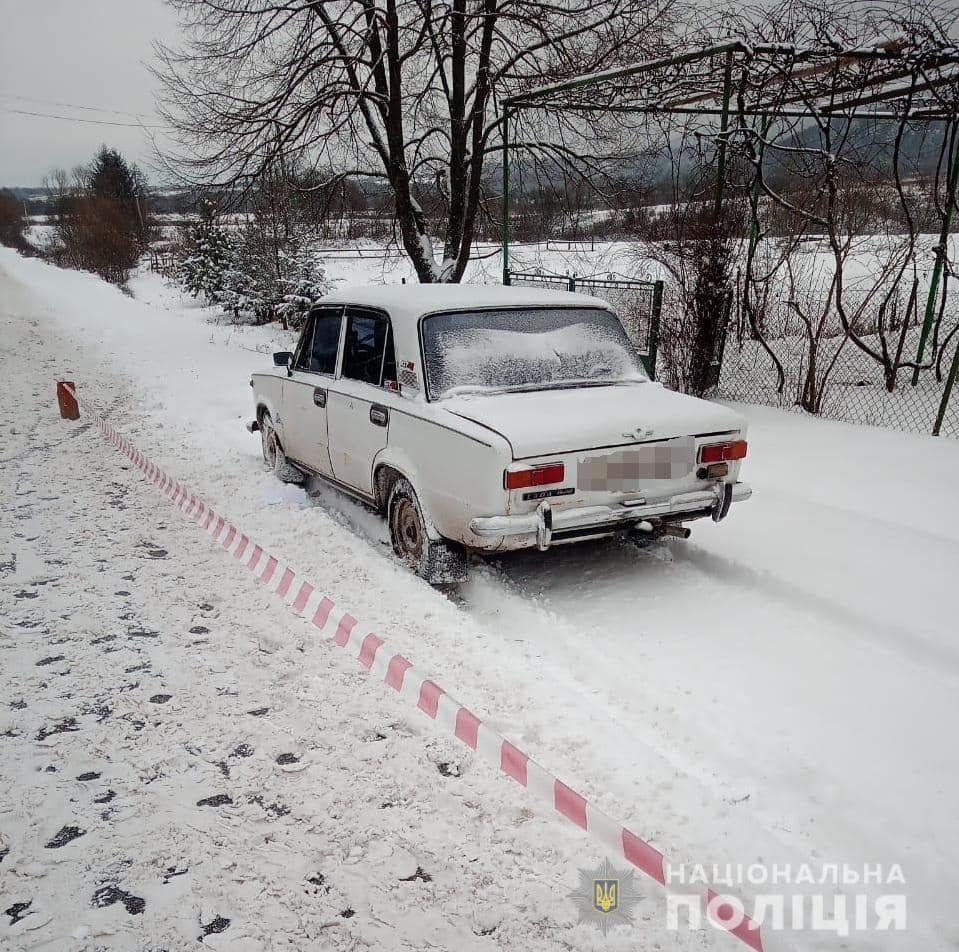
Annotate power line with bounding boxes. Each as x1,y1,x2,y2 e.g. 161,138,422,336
0,106,171,130
0,92,155,119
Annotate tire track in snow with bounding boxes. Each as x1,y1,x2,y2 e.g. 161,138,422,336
670,542,959,684
296,472,836,901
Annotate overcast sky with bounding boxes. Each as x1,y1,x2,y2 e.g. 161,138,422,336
0,0,178,187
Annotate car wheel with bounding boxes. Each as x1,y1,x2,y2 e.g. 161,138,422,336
388,477,467,585
259,411,304,485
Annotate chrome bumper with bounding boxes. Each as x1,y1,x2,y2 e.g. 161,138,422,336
469,481,752,550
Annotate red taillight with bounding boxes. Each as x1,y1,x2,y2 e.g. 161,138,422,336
698,440,747,464
504,462,565,490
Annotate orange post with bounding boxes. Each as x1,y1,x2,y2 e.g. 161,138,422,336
56,381,79,420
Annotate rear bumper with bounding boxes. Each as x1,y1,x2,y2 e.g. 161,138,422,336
469,481,752,550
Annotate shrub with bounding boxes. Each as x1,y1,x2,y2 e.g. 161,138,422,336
47,191,141,285
0,189,31,253
43,147,152,285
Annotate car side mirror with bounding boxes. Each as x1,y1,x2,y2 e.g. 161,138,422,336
273,351,292,368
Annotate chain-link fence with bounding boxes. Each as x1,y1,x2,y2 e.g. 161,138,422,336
715,283,959,438
505,264,958,438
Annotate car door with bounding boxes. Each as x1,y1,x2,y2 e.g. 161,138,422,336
326,306,397,495
281,305,343,477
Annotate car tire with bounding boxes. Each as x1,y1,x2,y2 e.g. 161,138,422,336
259,411,305,485
388,477,467,585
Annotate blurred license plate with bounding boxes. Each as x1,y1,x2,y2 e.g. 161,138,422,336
577,437,695,491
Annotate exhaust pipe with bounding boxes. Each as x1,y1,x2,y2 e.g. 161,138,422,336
634,520,691,541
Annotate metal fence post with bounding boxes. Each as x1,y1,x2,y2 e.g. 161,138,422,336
708,289,733,391
501,109,511,286
912,119,958,385
648,280,663,379
934,339,959,436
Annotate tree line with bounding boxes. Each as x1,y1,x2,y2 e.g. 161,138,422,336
0,147,335,326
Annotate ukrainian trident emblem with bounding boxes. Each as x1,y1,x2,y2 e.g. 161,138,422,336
570,858,640,935
594,877,619,913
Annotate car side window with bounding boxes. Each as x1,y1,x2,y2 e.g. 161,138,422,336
292,315,315,372
308,311,342,375
341,309,395,387
294,307,341,375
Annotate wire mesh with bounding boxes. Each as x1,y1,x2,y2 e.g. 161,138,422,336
716,306,959,438
507,270,660,362
507,268,957,437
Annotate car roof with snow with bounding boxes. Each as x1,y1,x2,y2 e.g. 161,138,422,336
314,284,621,383
318,283,612,325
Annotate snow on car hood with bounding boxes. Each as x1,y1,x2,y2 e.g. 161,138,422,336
442,381,744,458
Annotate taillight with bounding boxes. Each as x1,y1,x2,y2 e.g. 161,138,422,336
698,440,747,464
504,462,565,490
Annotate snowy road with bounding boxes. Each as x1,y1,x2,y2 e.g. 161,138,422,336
3,250,959,950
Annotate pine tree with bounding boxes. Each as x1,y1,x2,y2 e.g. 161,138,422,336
217,222,330,327
86,146,151,248
178,196,330,326
217,223,263,319
277,238,330,329
179,202,236,303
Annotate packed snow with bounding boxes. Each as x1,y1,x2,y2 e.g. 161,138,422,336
2,248,959,951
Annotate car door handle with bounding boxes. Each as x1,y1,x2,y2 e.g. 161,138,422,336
370,405,389,427
313,387,327,408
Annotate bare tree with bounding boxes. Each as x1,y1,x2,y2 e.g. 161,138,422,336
712,0,959,410
156,0,674,282
640,194,746,395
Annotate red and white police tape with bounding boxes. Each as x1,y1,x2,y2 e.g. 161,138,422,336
61,382,767,952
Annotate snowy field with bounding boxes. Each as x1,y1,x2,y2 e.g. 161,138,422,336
2,248,959,951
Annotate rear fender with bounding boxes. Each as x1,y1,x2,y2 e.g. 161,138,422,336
372,448,442,541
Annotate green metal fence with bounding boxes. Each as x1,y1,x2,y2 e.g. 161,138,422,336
505,269,663,378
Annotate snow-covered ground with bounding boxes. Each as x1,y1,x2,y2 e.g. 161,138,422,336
2,249,959,951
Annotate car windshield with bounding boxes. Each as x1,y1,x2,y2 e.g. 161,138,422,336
421,306,647,400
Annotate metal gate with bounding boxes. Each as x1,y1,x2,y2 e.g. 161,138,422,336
505,269,663,378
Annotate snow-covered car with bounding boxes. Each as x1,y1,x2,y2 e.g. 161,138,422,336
248,285,751,583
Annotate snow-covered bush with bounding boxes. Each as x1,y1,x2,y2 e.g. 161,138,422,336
178,204,329,327
276,241,331,328
178,202,236,303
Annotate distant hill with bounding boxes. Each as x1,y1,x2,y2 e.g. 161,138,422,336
765,117,948,181
6,117,946,224
2,186,223,216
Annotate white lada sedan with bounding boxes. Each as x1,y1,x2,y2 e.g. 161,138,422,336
249,285,751,584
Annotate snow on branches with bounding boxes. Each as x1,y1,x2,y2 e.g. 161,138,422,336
178,203,330,328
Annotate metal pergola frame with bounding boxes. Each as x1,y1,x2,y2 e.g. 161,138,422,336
499,39,959,432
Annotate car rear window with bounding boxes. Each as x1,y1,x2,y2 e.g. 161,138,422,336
421,306,647,400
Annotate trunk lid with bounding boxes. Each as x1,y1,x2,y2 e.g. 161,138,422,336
443,381,744,458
